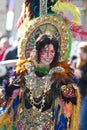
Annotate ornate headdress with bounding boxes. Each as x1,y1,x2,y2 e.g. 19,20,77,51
16,0,86,62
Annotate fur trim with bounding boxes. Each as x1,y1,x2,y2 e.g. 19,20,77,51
51,61,74,83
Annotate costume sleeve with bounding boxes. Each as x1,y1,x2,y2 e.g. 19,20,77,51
0,66,22,129
0,97,21,129
52,83,80,130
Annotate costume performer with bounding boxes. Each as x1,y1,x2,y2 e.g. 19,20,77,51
0,0,81,130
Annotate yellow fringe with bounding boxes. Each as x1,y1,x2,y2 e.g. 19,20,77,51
70,84,80,130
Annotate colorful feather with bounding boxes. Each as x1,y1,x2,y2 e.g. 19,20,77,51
51,0,81,25
61,15,87,40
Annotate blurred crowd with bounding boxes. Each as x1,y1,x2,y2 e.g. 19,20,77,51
69,42,87,130
0,37,17,61
0,36,18,89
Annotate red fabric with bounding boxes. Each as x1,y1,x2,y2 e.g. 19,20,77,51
0,45,6,61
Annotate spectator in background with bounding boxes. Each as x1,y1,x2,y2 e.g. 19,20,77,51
0,44,6,61
0,37,12,49
0,37,12,61
3,46,17,60
74,42,87,130
2,39,18,60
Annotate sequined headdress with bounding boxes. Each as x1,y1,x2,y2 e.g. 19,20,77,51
16,0,82,62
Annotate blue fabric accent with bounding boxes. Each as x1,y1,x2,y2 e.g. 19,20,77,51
7,97,20,116
0,105,6,116
8,107,11,114
54,114,67,130
71,76,79,83
13,109,18,122
12,97,21,122
55,104,60,123
12,96,20,108
31,0,39,17
7,96,21,122
30,0,56,18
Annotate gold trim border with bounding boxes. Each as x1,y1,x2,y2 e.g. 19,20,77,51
18,15,70,62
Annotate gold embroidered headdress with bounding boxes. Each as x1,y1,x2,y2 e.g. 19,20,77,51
17,0,79,62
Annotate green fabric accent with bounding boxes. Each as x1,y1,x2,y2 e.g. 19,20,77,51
1,125,16,130
51,87,59,110
51,98,55,110
12,125,17,130
34,66,50,74
64,24,72,60
3,125,7,130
